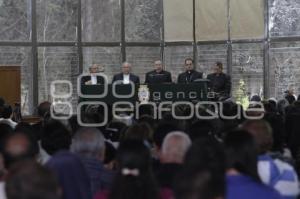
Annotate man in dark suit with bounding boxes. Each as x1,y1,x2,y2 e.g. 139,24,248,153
81,64,105,85
177,58,203,83
206,62,231,99
145,60,172,84
112,62,140,84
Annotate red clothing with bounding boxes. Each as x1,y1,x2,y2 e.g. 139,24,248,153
94,188,174,199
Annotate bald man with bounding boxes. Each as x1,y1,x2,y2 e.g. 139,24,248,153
112,62,140,84
81,64,105,85
145,60,172,84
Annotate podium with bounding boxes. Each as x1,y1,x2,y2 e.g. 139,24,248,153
79,82,209,104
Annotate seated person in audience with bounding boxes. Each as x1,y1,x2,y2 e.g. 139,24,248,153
177,58,203,84
3,131,39,169
94,140,173,199
243,119,299,199
156,131,191,189
284,89,296,105
81,64,105,85
70,127,115,196
145,60,172,84
112,62,140,84
6,160,61,199
175,138,226,199
0,104,17,129
41,120,72,159
224,130,282,199
207,62,231,100
46,151,92,199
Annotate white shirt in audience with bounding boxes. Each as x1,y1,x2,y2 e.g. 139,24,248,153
0,118,17,129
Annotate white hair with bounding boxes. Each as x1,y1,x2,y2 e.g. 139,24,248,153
161,131,191,163
122,61,131,67
71,127,105,158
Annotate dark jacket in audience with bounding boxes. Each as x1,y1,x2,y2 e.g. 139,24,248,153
155,163,182,189
46,151,92,199
79,156,115,196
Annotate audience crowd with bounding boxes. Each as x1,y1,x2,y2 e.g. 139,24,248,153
0,93,300,199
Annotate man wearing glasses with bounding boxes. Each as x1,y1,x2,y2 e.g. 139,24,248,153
177,58,203,83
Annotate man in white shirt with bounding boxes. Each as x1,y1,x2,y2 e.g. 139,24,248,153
112,62,140,84
0,104,17,129
82,64,105,85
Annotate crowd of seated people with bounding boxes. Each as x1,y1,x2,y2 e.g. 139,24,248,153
0,93,300,199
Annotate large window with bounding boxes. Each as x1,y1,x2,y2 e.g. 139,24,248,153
1,0,300,114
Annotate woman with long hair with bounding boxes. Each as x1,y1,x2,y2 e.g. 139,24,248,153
94,140,173,199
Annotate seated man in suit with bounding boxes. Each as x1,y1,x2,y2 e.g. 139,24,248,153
177,58,203,83
206,62,231,100
81,64,105,85
112,62,140,84
145,60,172,84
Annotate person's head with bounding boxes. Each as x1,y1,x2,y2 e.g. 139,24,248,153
122,62,131,74
46,151,91,199
71,127,106,161
153,122,181,150
2,104,12,119
109,140,159,199
154,60,163,72
3,132,39,169
184,58,194,71
242,120,273,154
41,120,72,155
224,130,260,181
6,160,60,199
285,94,296,105
37,101,51,119
105,121,127,142
89,64,98,74
161,131,191,164
15,122,38,140
264,99,277,113
175,170,222,199
122,123,152,143
213,62,223,74
277,99,288,115
175,138,225,199
188,120,214,141
250,95,261,102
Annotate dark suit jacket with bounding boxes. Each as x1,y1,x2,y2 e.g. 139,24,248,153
145,70,172,84
112,73,140,84
177,70,203,83
81,75,105,85
206,72,231,96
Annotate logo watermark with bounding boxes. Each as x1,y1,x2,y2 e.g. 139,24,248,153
50,74,265,126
